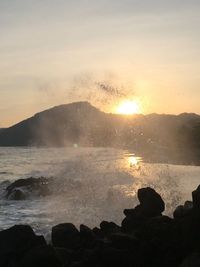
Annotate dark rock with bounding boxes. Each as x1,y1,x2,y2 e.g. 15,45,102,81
6,177,50,200
92,227,104,239
7,188,26,200
192,185,200,211
173,201,193,219
0,225,46,252
0,225,46,266
137,187,165,217
121,187,164,233
55,247,72,266
179,212,200,251
52,223,80,249
138,216,174,241
138,216,183,267
100,221,121,235
121,211,146,233
100,246,134,267
109,232,139,250
180,253,200,267
20,245,61,267
80,224,96,248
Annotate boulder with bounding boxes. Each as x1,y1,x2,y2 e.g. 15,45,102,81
137,187,165,217
0,225,46,266
52,223,80,249
122,187,165,232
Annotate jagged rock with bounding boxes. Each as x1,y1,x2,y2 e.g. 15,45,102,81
20,245,62,267
52,223,80,249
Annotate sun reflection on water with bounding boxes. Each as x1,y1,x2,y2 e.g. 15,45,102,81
128,155,142,169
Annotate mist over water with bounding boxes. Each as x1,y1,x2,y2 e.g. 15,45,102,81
0,147,200,237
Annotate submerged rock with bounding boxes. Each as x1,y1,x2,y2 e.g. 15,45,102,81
7,188,26,200
5,177,50,200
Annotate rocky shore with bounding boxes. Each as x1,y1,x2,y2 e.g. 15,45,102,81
1,185,200,267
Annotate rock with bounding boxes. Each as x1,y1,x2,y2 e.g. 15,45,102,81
7,188,26,200
0,225,46,266
121,187,165,232
192,185,200,211
92,227,104,239
137,187,165,217
101,246,134,267
184,201,193,210
180,253,200,267
138,216,174,241
6,177,50,200
109,232,139,250
174,202,193,219
80,224,96,248
52,223,80,249
0,225,46,252
54,247,72,266
20,245,62,267
100,221,121,235
121,210,146,233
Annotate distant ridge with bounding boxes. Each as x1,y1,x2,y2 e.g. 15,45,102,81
0,101,200,165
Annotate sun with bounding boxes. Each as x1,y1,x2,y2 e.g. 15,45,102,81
116,100,141,115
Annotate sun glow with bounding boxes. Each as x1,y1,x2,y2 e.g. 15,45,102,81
116,100,141,115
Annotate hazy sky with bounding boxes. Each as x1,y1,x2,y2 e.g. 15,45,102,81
0,0,200,126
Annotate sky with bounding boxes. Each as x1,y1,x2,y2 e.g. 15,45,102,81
0,0,200,127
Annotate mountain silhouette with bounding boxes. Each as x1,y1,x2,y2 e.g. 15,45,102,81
0,101,200,164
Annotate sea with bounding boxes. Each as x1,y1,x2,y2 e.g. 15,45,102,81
0,147,200,239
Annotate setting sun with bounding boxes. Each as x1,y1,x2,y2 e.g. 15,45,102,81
116,100,141,115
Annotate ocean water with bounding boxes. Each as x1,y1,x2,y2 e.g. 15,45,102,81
0,147,200,238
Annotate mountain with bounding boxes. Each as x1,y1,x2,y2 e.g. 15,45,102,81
0,101,200,165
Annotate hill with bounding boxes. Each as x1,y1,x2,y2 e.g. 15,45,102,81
0,101,200,165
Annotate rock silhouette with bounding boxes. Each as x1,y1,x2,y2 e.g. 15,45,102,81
1,186,200,266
